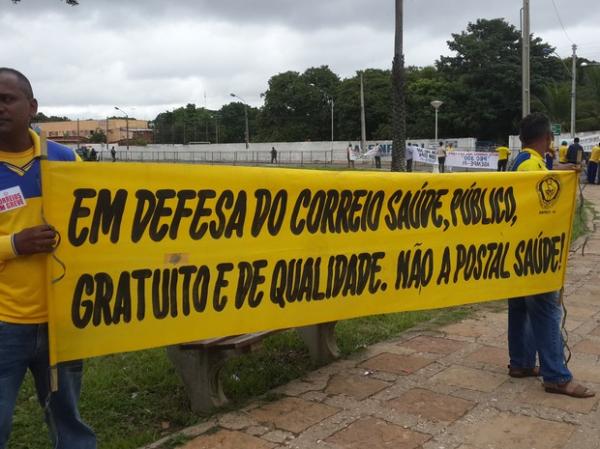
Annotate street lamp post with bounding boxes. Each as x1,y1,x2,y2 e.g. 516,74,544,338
230,93,249,149
431,100,443,142
114,106,130,150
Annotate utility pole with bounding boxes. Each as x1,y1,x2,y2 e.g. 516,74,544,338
330,98,334,152
360,72,367,153
391,0,406,171
571,44,577,137
522,0,531,118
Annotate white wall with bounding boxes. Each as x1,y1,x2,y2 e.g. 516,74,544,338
71,138,477,163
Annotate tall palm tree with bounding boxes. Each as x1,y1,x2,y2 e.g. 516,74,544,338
532,82,571,131
391,0,406,172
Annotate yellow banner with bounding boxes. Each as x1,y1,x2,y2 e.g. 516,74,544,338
41,161,577,364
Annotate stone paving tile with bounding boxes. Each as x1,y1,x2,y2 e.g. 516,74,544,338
325,374,390,400
249,397,339,433
359,352,433,376
387,388,475,422
589,326,600,337
218,411,257,430
430,365,506,392
401,336,467,355
181,429,276,449
464,345,507,368
325,417,431,449
564,305,600,321
566,357,600,384
450,412,575,449
262,430,294,444
573,339,600,356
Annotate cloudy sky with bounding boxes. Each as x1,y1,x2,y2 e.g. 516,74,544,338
2,0,599,120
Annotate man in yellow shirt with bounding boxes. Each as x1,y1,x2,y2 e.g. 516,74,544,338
0,68,96,448
496,145,511,171
508,113,593,398
558,140,569,163
587,142,600,184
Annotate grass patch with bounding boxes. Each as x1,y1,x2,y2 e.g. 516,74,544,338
572,199,595,242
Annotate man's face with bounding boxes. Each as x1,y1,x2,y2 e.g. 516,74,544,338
0,73,37,140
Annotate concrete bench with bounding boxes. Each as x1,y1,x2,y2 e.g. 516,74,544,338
167,322,339,413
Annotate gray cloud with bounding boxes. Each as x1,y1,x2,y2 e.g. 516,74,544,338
2,0,598,119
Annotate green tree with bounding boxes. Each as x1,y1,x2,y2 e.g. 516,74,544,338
336,69,393,141
33,112,70,122
258,66,340,142
218,102,259,144
437,18,566,141
88,129,106,143
578,66,600,132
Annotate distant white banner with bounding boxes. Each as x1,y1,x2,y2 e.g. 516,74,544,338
413,148,498,170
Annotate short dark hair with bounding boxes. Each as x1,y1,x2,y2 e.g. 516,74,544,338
574,137,580,143
519,113,551,146
0,68,34,99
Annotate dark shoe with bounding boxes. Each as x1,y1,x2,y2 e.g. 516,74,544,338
508,365,540,378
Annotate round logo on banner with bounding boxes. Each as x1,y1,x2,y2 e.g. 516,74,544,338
537,175,561,209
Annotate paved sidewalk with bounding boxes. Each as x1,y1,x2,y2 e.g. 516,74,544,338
163,186,600,449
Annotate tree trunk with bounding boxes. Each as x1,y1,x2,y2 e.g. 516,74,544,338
391,0,406,172
391,59,406,173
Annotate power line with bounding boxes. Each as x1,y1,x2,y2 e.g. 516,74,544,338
549,0,574,44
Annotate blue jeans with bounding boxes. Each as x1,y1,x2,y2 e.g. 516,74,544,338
0,322,96,449
508,291,572,384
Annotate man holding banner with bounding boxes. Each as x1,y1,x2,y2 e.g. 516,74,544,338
509,113,593,398
0,69,96,448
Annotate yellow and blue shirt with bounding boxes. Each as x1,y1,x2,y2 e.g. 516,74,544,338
0,130,78,323
511,148,548,172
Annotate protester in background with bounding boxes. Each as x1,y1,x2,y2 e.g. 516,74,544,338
436,141,446,173
346,142,353,168
373,142,382,169
0,68,97,448
110,145,116,162
405,142,413,172
496,144,511,171
89,147,97,161
508,112,593,398
588,142,600,184
271,146,277,164
348,144,357,169
544,145,555,170
567,137,584,165
559,140,568,163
